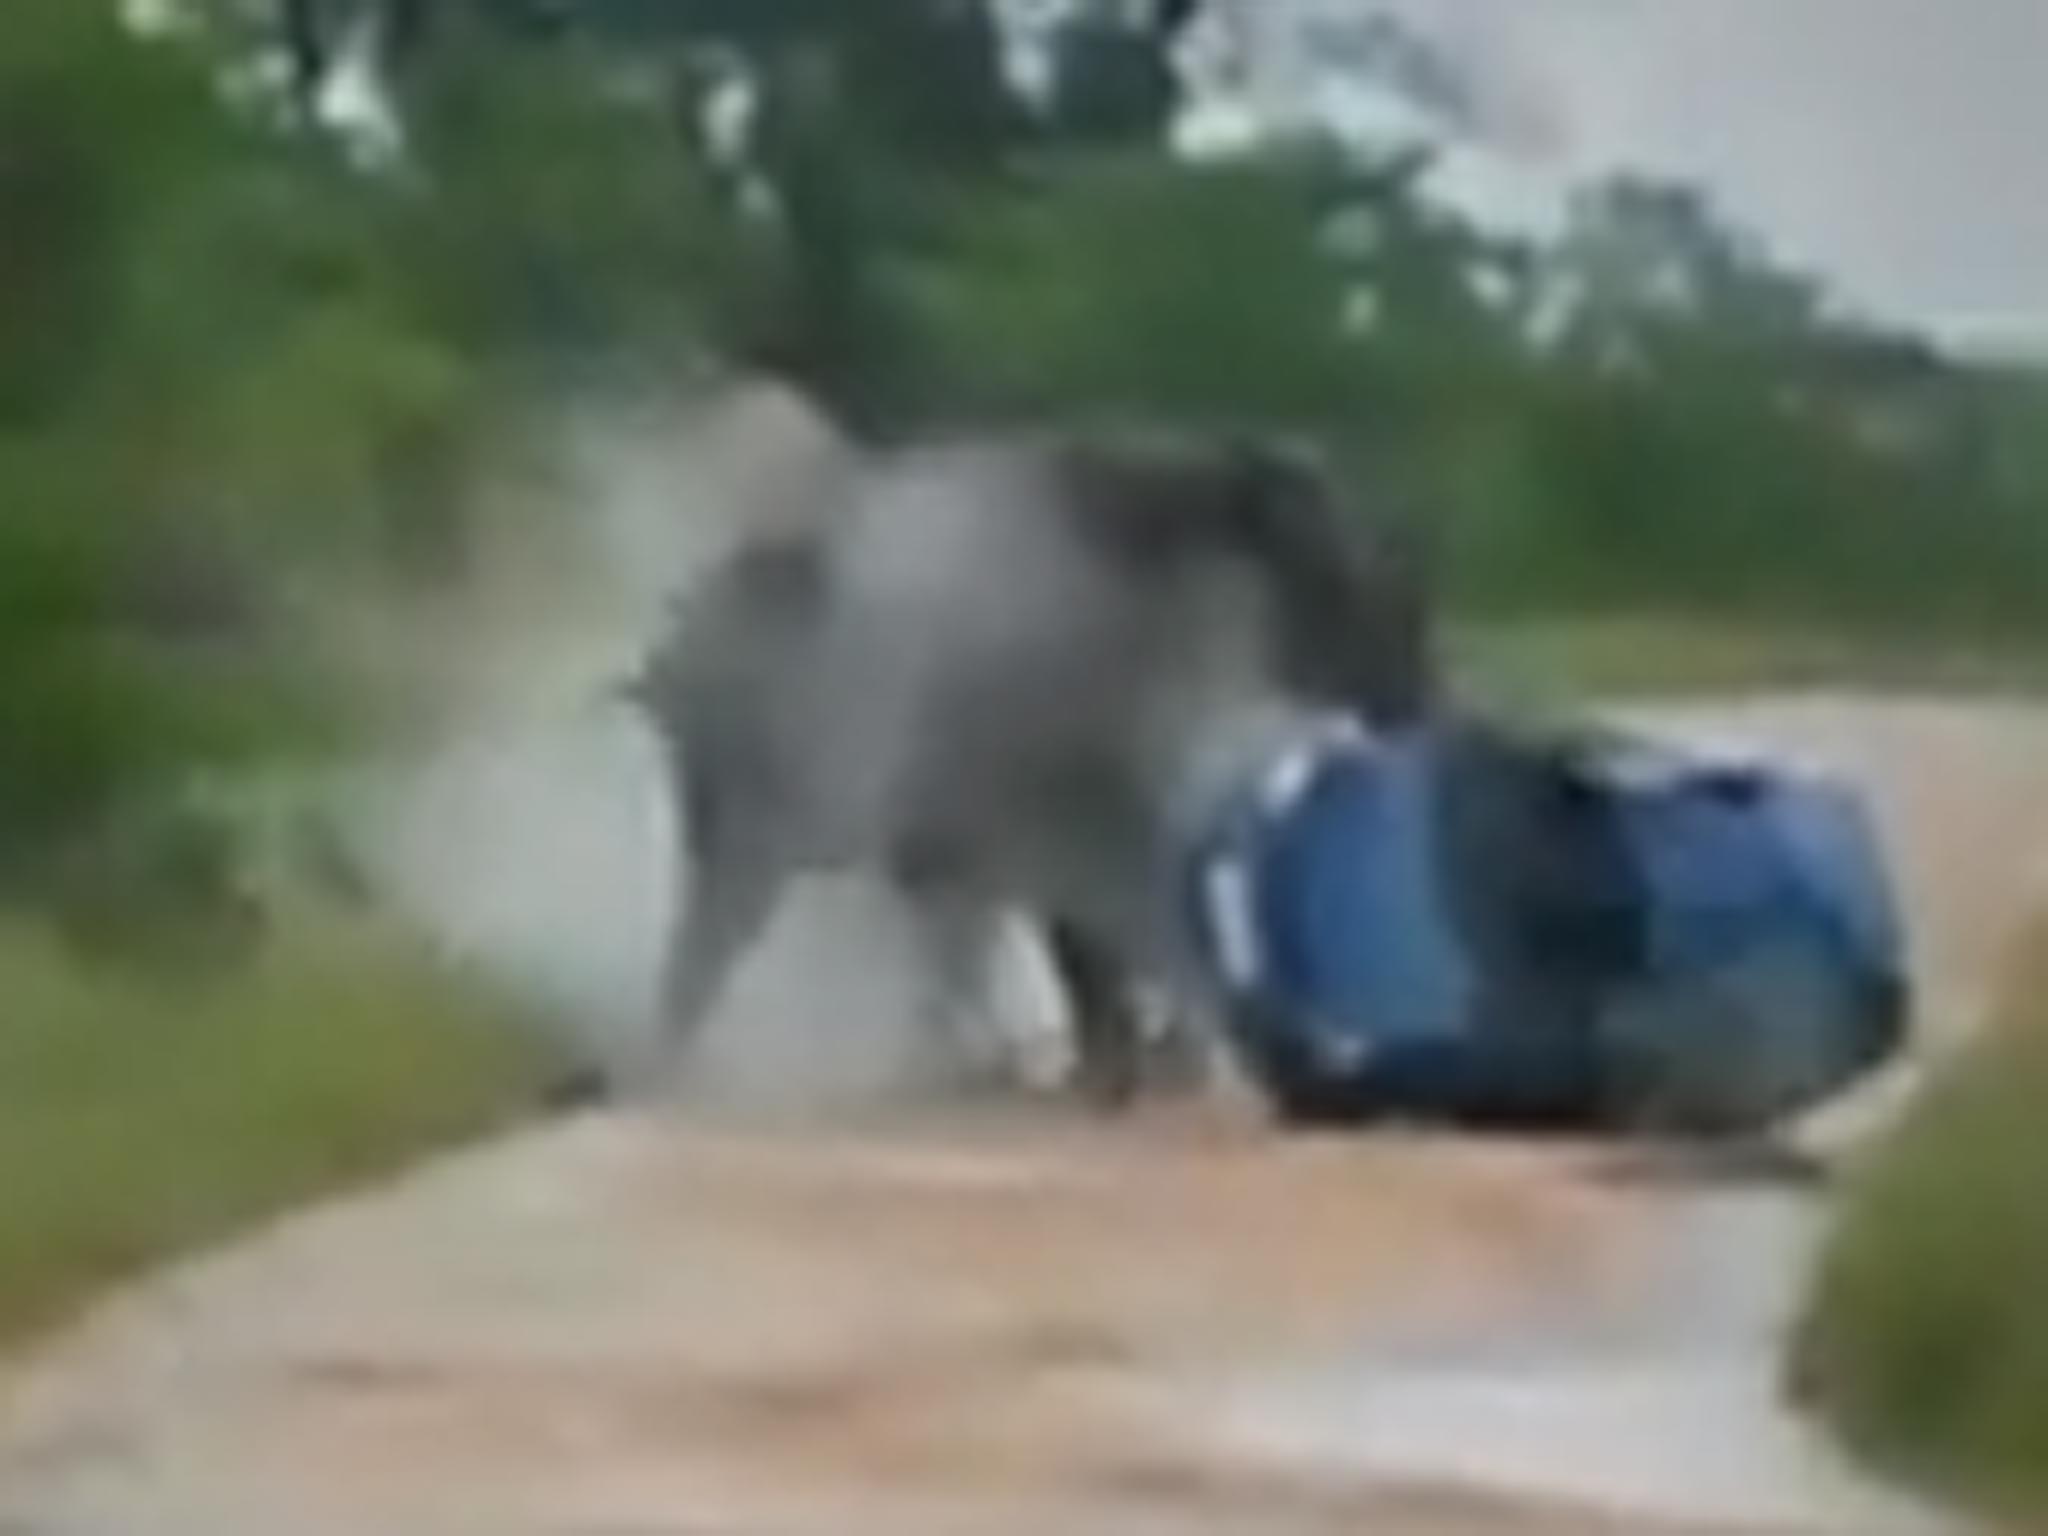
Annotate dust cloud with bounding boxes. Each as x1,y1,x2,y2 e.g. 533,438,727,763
340,382,1070,1116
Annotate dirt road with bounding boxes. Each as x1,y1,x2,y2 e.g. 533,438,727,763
2,697,2042,1534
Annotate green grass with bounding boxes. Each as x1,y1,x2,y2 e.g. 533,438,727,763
1793,922,2048,1519
1450,613,2048,710
0,915,562,1347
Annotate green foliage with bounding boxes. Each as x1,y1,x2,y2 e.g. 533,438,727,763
0,1,728,876
558,0,1046,427
574,0,1027,171
1043,6,1182,147
396,13,730,364
1795,924,2048,1517
900,150,1371,431
1449,616,2048,718
1354,170,2048,636
894,92,2048,642
0,3,333,868
0,914,560,1343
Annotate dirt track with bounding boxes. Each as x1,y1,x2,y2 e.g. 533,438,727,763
2,696,2044,1535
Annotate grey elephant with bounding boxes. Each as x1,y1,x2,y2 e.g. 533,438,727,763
624,426,1432,1102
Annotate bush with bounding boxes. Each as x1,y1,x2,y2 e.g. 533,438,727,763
0,3,734,878
1448,615,2048,710
1794,921,2048,1516
897,151,1371,431
0,916,563,1346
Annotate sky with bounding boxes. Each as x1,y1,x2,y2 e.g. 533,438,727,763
1177,0,2048,356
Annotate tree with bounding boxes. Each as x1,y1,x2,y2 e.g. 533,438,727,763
534,1,1200,431
1547,176,1825,374
393,8,730,366
0,2,323,874
898,150,1368,432
1042,2,1183,147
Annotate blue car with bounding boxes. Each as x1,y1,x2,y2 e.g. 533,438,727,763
1188,716,1908,1133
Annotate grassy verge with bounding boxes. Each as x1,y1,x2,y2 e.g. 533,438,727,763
1450,614,2048,709
1792,920,2048,1519
0,915,562,1348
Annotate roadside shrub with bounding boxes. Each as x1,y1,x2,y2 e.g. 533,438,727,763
0,916,563,1345
1794,919,2048,1516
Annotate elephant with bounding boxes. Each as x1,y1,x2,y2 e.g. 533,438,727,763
625,424,1433,1103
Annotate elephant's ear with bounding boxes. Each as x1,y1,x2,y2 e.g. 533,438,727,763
1054,431,1319,570
1212,437,1439,725
1048,432,1434,720
1216,433,1328,509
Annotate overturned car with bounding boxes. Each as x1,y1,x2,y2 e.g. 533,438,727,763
1189,716,1909,1135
